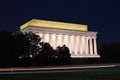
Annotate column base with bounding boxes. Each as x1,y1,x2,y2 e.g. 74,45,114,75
71,54,100,58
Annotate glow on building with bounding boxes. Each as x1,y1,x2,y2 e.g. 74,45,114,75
20,19,100,58
20,19,88,31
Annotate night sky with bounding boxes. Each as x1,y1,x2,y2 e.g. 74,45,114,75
0,0,120,44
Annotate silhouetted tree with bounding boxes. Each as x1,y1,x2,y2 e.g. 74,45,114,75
0,31,42,67
55,45,71,64
12,31,41,66
34,44,71,65
34,42,54,65
0,30,72,67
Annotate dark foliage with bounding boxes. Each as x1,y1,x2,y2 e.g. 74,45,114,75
33,43,72,66
13,31,41,66
33,42,54,65
55,45,71,64
0,31,72,67
0,31,41,67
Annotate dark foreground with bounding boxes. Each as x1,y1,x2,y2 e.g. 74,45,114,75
0,71,120,80
0,67,120,80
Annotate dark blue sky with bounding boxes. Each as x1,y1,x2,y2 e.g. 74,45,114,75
0,0,120,44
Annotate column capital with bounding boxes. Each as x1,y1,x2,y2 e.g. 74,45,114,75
93,37,97,39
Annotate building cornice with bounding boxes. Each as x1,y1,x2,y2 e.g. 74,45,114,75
21,26,97,37
20,19,88,31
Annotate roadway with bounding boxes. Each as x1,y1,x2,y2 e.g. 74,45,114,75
0,64,119,74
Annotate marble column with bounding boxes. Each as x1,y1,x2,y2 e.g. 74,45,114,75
67,35,71,51
44,33,49,42
90,37,93,54
76,36,80,54
69,36,72,53
93,37,97,54
88,37,90,54
58,34,62,46
81,36,85,54
64,35,69,47
51,34,56,49
74,36,77,54
55,34,58,47
71,35,74,54
61,34,64,46
42,34,45,42
85,37,89,54
79,36,82,54
49,34,52,46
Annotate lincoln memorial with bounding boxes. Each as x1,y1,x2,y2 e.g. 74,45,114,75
20,19,100,58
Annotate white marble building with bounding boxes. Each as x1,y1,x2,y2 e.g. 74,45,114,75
20,19,100,58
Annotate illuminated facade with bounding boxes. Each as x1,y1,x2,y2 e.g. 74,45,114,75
20,19,100,58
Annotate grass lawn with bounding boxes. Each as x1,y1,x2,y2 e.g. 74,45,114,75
0,70,120,80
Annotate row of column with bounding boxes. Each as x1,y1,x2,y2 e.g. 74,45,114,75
38,33,97,55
